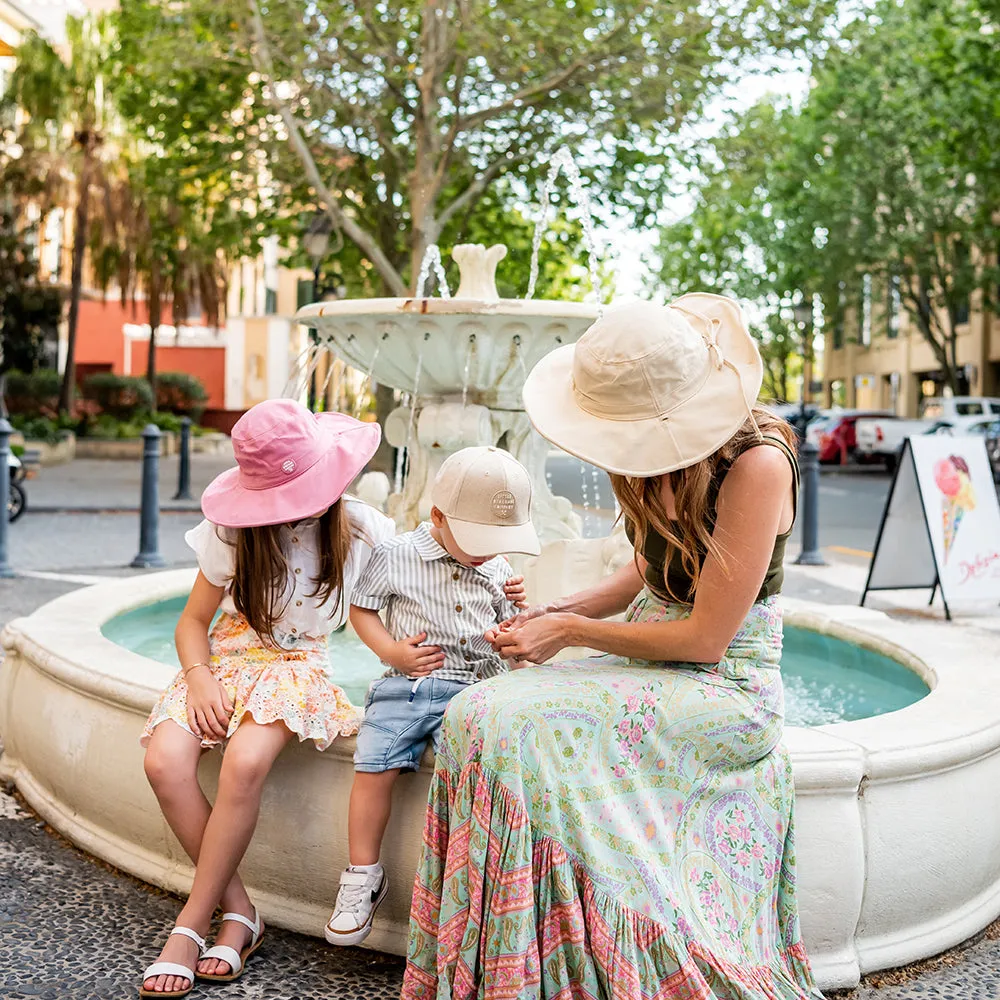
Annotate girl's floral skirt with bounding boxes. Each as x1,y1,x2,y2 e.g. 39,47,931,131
141,613,361,751
403,592,824,1000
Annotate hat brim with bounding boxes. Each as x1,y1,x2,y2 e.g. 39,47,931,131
522,294,764,477
446,515,541,558
201,414,381,528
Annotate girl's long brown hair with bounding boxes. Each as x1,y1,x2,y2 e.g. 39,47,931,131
610,407,796,604
227,499,356,648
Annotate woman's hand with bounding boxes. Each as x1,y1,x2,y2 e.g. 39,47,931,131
489,613,576,666
386,632,446,677
502,575,528,609
494,603,550,634
185,667,234,741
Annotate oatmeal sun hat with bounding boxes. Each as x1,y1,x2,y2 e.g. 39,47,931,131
521,293,763,478
201,398,381,528
431,446,541,557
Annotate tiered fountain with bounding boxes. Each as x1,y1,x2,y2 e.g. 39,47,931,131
296,241,596,542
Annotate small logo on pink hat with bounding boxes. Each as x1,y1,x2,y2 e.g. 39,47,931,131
282,459,296,474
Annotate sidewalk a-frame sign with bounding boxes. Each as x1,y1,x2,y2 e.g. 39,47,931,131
861,435,1000,620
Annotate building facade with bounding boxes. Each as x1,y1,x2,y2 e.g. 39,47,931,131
823,279,1000,416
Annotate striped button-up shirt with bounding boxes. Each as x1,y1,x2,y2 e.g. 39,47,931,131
350,522,517,683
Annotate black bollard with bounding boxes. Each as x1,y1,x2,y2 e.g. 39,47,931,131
794,439,827,566
0,418,14,578
131,424,166,569
172,417,193,501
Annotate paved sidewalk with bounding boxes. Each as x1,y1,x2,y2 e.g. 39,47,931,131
27,451,234,513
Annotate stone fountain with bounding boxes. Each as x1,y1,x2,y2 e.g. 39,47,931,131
296,243,599,545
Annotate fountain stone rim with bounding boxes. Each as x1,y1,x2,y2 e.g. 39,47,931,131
296,297,600,323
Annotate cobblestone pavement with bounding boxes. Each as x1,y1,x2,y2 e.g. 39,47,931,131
0,787,405,1000
0,512,997,999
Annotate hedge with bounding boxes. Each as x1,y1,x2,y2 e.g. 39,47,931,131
4,369,61,416
82,373,155,418
156,372,209,418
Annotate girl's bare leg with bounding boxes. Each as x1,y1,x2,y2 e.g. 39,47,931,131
141,720,255,994
173,719,293,977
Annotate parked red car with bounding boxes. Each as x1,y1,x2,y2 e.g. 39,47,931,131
818,411,896,465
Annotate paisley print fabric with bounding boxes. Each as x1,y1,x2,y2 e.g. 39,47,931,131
403,592,823,1000
141,612,361,751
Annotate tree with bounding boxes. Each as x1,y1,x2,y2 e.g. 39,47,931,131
658,0,1000,394
7,16,119,414
0,212,63,400
121,0,833,296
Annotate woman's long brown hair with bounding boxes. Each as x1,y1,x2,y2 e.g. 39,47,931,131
610,407,796,604
227,499,356,648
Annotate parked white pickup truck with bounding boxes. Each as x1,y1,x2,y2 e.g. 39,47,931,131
855,396,1000,470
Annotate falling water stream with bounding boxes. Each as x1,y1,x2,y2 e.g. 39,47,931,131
415,245,452,299
526,147,603,304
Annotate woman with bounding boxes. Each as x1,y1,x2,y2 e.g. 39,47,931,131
402,295,824,1000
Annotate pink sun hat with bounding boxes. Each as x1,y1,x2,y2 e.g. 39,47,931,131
201,399,381,528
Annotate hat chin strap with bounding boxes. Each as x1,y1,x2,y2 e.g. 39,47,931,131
701,315,763,441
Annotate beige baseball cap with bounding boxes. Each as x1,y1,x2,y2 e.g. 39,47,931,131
431,446,541,557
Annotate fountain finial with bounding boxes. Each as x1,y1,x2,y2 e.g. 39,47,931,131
452,244,507,301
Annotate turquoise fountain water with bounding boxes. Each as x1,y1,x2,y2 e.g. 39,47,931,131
101,597,929,727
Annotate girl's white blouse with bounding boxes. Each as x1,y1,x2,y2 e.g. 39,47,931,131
185,497,395,638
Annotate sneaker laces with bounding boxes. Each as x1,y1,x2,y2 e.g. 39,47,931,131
336,873,378,916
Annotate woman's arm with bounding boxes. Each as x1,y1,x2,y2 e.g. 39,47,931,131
493,446,792,664
549,558,646,619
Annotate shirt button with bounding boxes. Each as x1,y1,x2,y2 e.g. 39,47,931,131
464,653,471,661
295,568,302,575
459,638,467,646
455,604,462,612
296,599,303,607
292,536,299,544
290,628,297,634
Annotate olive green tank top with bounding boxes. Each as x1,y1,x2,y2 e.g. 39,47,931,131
623,437,799,605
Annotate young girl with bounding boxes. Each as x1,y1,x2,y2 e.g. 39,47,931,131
138,398,393,998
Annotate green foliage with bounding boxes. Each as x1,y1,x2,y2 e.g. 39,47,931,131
9,414,70,444
155,372,209,419
81,373,155,418
117,0,834,298
0,212,62,375
656,0,1000,392
4,369,62,416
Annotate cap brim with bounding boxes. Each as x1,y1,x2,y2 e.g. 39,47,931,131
521,310,763,477
446,515,541,557
201,415,381,528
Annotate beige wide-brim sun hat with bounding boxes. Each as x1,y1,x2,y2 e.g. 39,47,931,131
522,294,763,478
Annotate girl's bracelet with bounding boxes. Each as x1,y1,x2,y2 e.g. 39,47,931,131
183,661,210,677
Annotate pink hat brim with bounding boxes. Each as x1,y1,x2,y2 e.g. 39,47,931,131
201,414,381,528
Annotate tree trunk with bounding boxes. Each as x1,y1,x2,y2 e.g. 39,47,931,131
371,383,397,475
59,140,95,415
146,268,162,410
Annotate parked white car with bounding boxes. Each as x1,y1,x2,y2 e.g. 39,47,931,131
855,396,1000,469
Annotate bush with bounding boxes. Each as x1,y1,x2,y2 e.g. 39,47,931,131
9,413,72,444
82,373,154,418
85,413,148,440
156,372,208,418
4,369,61,416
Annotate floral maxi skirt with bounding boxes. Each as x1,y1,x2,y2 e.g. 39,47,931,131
141,613,361,751
403,593,824,1000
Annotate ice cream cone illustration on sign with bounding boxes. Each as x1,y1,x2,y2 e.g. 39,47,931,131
933,455,977,564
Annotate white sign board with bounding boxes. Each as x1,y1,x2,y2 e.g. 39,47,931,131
862,436,1000,617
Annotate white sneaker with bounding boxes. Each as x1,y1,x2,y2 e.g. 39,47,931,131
325,868,389,947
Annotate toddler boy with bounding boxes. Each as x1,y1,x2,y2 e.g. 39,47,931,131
324,445,540,946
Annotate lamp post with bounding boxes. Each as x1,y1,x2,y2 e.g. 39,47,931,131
792,298,813,438
303,214,333,412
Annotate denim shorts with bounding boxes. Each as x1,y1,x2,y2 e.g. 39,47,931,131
354,674,471,773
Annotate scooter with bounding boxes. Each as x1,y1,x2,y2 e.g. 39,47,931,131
8,452,26,522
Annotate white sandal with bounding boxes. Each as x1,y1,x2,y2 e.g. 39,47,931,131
197,908,264,983
138,926,206,998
